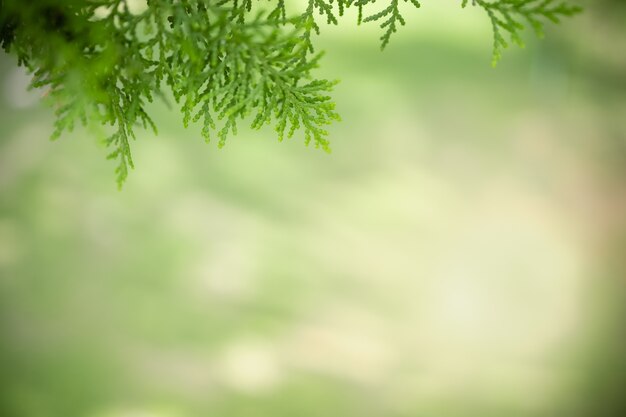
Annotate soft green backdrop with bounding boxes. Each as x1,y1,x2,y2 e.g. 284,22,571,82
1,2,624,417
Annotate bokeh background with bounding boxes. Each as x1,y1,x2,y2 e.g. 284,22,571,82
1,1,625,417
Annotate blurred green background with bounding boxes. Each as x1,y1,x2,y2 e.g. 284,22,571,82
1,1,625,417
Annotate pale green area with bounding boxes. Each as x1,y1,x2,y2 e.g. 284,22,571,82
1,3,625,417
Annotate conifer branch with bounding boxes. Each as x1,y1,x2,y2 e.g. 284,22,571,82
0,0,580,187
468,0,583,66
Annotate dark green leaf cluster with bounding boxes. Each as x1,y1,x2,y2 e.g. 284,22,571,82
0,0,581,187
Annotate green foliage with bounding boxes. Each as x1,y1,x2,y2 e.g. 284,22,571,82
0,0,581,187
465,0,583,66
